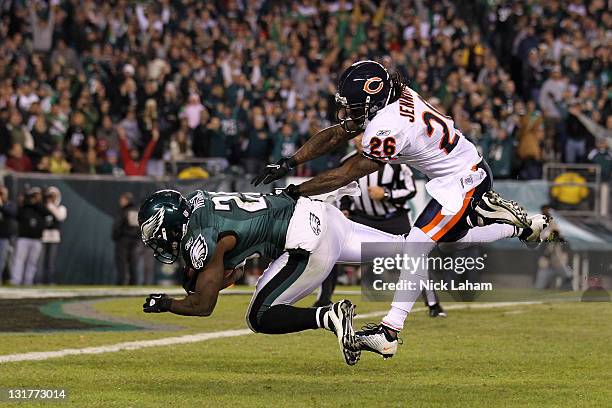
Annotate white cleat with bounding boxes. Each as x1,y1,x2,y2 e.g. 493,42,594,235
355,324,399,360
474,191,531,229
519,214,552,248
327,299,361,366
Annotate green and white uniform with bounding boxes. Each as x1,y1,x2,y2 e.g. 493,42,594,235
181,190,404,332
182,191,295,271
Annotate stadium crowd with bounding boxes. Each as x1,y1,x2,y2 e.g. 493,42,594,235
0,0,610,181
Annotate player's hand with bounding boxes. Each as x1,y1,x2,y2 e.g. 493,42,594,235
143,294,172,313
284,184,301,200
251,158,294,186
368,186,386,201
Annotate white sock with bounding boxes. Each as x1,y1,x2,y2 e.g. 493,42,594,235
316,307,332,330
382,305,410,331
425,288,438,306
457,224,516,243
382,227,435,331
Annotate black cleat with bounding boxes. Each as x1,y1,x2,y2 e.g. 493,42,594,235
326,299,360,366
428,303,447,318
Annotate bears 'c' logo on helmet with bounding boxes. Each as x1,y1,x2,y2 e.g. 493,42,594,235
363,77,384,94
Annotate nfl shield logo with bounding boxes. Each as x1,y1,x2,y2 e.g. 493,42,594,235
309,213,321,236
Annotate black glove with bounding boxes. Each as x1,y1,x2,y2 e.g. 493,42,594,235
284,184,301,200
251,157,295,186
143,294,172,313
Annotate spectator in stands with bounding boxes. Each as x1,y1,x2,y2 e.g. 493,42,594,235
539,66,569,159
550,172,590,210
242,114,272,175
0,186,17,283
169,129,193,162
272,122,300,162
516,101,545,179
118,106,141,149
29,2,54,53
11,187,50,285
30,114,54,159
6,143,33,172
96,116,119,152
112,192,141,285
49,148,71,174
581,275,611,302
6,110,33,150
39,186,67,284
180,94,206,130
97,150,124,177
487,128,514,179
0,0,609,179
118,128,159,176
587,138,612,182
192,110,211,158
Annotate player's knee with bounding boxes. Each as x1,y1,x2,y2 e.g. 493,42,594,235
246,311,261,333
247,305,272,333
405,226,436,243
247,307,284,334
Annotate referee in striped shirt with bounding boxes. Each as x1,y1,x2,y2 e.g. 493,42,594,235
314,135,446,317
338,148,416,234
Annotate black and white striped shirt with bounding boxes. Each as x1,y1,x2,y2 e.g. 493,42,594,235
340,151,417,218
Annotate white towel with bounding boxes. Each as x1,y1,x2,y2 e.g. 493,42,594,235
309,181,361,203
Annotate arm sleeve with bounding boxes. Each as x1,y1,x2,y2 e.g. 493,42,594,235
339,195,352,212
183,227,219,271
388,164,417,205
361,116,406,162
141,138,157,164
118,136,131,165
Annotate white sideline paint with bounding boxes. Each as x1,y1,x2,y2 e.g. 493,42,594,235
0,301,543,364
355,301,543,320
0,329,252,364
0,287,361,299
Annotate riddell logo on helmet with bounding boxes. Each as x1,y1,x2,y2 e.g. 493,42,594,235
363,77,384,94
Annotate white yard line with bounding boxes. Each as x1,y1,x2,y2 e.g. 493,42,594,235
0,301,544,364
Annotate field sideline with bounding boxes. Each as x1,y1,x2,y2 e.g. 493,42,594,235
0,289,611,407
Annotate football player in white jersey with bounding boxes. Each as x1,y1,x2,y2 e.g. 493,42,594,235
253,60,550,359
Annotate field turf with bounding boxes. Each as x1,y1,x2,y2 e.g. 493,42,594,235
0,288,610,407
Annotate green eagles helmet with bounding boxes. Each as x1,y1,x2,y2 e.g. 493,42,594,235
138,189,192,264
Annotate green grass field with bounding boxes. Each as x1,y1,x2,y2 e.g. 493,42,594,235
1,289,611,407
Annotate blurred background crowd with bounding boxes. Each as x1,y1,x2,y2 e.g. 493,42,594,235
0,0,610,182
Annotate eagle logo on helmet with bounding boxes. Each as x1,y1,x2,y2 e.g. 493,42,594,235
141,207,165,243
363,77,384,95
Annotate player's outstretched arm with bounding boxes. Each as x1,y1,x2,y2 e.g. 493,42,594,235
292,153,382,197
252,124,352,186
143,237,233,317
292,124,352,165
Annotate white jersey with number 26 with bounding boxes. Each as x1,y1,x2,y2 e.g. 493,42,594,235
361,86,480,179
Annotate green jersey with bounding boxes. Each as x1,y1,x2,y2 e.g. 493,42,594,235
181,191,296,270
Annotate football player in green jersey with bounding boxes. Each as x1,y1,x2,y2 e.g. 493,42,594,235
138,189,408,365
